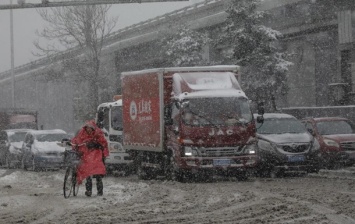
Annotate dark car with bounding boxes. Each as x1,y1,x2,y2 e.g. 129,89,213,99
21,129,68,171
0,129,33,168
302,117,355,168
255,113,321,177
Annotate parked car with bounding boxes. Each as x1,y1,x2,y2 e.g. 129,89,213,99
21,129,68,171
302,117,355,168
0,129,33,168
254,113,321,177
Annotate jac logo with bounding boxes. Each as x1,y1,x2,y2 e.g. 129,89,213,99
209,129,233,136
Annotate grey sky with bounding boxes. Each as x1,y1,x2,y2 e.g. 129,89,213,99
0,0,203,73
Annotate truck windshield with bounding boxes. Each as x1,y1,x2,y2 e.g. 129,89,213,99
317,120,355,135
182,97,252,126
257,118,306,134
111,106,123,131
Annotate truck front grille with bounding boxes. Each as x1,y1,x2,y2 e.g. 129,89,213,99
340,142,355,151
198,147,241,157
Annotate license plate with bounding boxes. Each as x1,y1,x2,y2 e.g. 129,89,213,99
213,159,231,166
288,155,305,162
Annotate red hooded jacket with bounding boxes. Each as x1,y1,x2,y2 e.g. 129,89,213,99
71,120,109,184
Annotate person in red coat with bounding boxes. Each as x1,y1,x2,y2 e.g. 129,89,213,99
71,120,109,197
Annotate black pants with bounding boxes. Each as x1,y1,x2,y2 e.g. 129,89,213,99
85,175,103,194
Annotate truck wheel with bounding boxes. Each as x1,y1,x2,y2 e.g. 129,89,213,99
137,163,153,180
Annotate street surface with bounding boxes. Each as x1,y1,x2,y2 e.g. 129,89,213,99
1,168,355,224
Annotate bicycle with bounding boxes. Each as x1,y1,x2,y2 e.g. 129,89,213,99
62,141,82,199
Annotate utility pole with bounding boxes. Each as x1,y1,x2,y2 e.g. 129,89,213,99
10,0,15,108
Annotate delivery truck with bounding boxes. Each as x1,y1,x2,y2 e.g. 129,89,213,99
122,65,261,181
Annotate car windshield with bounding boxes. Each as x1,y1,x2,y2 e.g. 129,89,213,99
182,97,252,126
35,133,67,142
257,118,307,134
316,120,355,135
8,132,27,142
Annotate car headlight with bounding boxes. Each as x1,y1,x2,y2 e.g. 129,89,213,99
243,143,257,154
183,147,198,157
258,139,277,151
324,139,339,147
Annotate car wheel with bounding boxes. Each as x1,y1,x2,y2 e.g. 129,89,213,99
5,155,11,169
22,157,28,171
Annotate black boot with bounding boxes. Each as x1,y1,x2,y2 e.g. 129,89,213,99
85,176,92,197
96,175,103,196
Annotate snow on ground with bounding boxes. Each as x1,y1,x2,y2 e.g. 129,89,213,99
1,168,355,224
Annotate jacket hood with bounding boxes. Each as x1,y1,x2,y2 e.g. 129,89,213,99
84,120,98,130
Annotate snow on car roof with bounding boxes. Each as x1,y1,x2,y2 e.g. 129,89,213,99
253,113,296,119
28,129,67,135
307,117,350,122
5,129,34,133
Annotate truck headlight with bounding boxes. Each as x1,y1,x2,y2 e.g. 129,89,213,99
243,144,257,154
324,139,339,147
183,147,198,157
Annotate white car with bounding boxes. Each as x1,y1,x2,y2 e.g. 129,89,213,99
0,129,34,168
21,129,68,171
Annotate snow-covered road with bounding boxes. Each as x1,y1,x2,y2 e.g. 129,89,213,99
1,168,355,224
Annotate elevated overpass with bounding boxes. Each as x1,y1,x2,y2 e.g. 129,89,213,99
0,0,348,132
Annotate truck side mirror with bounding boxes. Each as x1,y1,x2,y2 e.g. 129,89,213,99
257,102,265,115
175,101,181,109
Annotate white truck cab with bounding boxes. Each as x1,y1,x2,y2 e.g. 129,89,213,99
96,96,133,175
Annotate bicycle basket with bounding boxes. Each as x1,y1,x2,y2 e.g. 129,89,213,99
63,150,81,165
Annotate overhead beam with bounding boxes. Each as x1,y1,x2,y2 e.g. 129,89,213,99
0,0,189,10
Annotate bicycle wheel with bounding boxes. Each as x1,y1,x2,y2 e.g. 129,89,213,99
63,166,74,198
72,171,79,197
